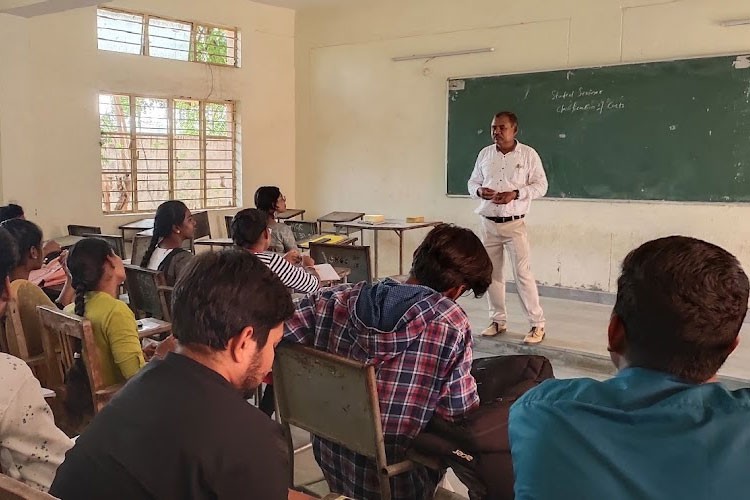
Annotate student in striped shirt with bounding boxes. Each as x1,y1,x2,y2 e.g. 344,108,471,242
231,208,320,294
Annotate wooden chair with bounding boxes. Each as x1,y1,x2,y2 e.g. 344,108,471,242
157,285,173,322
285,220,319,242
130,234,152,267
309,243,372,284
123,265,170,321
274,344,427,500
225,215,234,238
67,225,101,236
1,299,61,388
83,233,125,258
0,473,57,499
37,306,122,413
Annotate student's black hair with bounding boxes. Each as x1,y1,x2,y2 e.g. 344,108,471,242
67,238,114,317
141,200,190,268
171,249,294,350
0,203,24,223
494,111,519,130
614,236,749,383
231,208,268,249
409,224,492,297
0,227,18,298
0,218,43,267
254,186,282,215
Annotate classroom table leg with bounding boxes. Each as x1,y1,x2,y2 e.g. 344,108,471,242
397,230,404,275
373,230,379,279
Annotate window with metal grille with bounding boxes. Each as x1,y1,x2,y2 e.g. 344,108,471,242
99,93,237,214
97,8,239,67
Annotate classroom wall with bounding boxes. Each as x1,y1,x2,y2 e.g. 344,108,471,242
0,0,295,238
295,0,750,290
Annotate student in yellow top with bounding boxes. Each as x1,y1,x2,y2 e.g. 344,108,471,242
1,219,74,360
64,238,145,386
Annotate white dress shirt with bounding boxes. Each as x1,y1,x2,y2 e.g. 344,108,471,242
467,141,548,217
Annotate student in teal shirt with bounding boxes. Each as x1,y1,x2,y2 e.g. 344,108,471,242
510,236,750,500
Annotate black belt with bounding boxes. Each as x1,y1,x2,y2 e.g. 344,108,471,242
484,214,525,223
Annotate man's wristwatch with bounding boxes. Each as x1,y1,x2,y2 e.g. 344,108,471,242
514,190,520,200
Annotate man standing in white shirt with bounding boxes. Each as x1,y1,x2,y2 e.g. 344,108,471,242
468,111,548,344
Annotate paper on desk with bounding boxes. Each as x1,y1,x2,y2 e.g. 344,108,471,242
313,263,341,281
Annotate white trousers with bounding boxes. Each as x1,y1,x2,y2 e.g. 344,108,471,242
479,217,545,327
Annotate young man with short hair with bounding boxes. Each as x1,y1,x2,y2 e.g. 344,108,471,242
284,224,493,500
510,236,750,499
50,250,295,499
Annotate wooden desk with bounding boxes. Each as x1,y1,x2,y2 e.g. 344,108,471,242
136,317,172,339
317,211,365,234
319,266,351,287
53,235,84,249
276,209,306,221
193,237,234,249
119,218,154,242
297,234,357,250
333,220,441,278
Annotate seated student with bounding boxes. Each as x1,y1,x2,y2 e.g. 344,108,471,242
50,250,295,499
232,208,319,294
0,227,73,492
63,238,145,388
0,205,60,260
284,223,492,500
2,220,73,367
254,186,307,262
510,236,750,500
0,203,24,223
140,200,195,286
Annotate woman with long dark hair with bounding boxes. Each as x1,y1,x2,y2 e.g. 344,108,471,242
65,238,144,386
254,186,314,267
2,219,73,381
140,200,196,285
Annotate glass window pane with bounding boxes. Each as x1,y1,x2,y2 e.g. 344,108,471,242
99,94,131,134
149,17,191,61
135,98,168,135
97,9,143,55
195,25,236,66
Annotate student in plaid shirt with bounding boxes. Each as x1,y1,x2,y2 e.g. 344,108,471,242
284,224,492,499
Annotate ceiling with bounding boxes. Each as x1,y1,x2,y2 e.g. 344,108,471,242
252,0,365,9
0,0,104,17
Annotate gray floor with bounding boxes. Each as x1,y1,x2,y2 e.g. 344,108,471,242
290,291,750,498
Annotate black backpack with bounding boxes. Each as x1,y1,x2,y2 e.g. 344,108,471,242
411,355,554,500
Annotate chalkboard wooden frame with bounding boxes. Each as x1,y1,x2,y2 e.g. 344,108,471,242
445,53,750,202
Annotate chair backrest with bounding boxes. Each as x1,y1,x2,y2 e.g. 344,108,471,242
0,473,57,499
123,264,167,320
309,243,372,283
274,344,403,499
84,234,125,258
225,215,234,238
192,210,211,239
4,299,31,360
131,234,152,267
37,305,114,413
284,220,319,242
67,225,101,236
274,344,385,460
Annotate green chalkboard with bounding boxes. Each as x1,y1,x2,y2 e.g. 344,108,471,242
446,55,750,201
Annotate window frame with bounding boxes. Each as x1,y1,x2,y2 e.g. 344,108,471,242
99,92,238,215
97,7,240,68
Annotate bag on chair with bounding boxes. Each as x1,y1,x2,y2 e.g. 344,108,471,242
411,354,554,500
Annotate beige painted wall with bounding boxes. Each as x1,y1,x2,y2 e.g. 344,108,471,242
0,0,295,238
296,0,750,289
